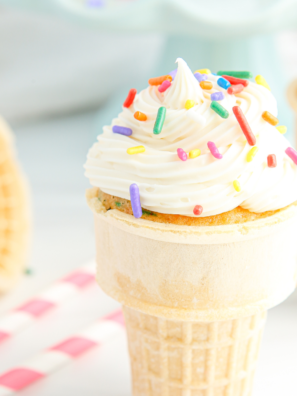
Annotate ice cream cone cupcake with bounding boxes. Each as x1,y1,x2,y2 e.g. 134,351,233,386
0,117,29,294
85,60,297,395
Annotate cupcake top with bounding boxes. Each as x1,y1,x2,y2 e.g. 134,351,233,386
85,58,297,218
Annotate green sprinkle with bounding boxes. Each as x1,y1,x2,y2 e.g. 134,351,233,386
115,201,121,207
217,71,253,79
98,197,101,201
210,101,229,119
153,107,166,135
142,209,157,217
25,268,33,275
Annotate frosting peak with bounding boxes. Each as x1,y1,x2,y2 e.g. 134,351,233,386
85,59,297,217
163,58,204,109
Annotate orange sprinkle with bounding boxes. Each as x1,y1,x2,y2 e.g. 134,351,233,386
134,111,147,121
262,111,278,126
148,75,172,86
200,81,213,90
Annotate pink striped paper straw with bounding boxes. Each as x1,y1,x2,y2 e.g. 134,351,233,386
0,261,96,344
0,310,124,395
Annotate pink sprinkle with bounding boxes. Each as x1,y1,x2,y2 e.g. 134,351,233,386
193,205,203,216
51,337,97,358
158,79,171,93
0,368,44,390
207,141,222,159
177,148,187,161
285,147,297,165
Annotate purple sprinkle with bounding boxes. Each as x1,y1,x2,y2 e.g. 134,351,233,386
210,92,224,101
194,73,207,83
169,69,177,81
130,183,142,218
112,125,132,136
86,0,105,7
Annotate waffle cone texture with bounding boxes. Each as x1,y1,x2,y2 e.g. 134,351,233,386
0,117,30,294
124,306,266,396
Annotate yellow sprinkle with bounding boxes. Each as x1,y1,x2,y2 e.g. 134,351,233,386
233,180,241,192
127,146,145,155
194,68,211,75
189,149,201,159
246,146,259,162
276,125,287,134
255,75,270,90
185,100,195,110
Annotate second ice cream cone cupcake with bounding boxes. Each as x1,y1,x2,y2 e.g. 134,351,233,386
85,59,297,395
0,117,29,294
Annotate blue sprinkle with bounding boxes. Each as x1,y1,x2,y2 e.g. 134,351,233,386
112,125,132,136
212,73,218,76
130,183,142,218
169,69,177,80
210,92,224,101
194,73,207,83
217,77,231,90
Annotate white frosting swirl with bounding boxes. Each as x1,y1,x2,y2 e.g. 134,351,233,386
85,58,297,217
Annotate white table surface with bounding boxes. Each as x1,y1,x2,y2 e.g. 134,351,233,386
0,110,296,395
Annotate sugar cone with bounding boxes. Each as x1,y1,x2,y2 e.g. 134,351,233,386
0,117,30,294
124,306,266,396
87,187,297,395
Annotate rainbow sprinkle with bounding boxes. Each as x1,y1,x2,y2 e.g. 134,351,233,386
211,92,224,101
129,183,142,218
169,69,177,80
262,111,278,126
200,81,213,90
153,107,166,135
255,75,270,90
193,205,203,215
210,102,229,119
217,71,253,79
195,69,211,75
134,111,147,121
227,85,244,95
185,100,195,110
177,148,187,161
285,147,297,165
149,75,172,86
123,89,137,108
208,141,222,159
246,147,258,162
158,80,171,93
127,146,145,155
112,125,132,136
194,73,207,83
233,180,241,192
276,126,287,134
267,154,277,168
217,77,231,90
233,106,256,146
189,149,201,159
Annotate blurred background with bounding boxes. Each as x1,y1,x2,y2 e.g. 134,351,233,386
0,1,296,395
